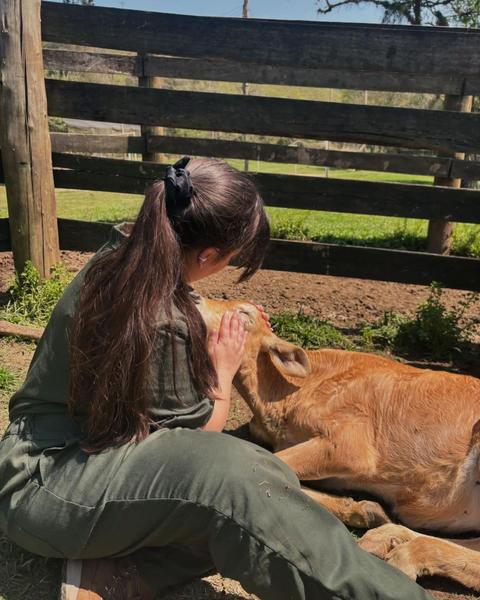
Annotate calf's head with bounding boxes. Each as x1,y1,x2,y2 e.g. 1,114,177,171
197,298,311,381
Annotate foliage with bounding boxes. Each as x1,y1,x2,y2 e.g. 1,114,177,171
316,0,480,26
361,283,478,359
361,311,408,348
0,261,73,327
270,312,353,350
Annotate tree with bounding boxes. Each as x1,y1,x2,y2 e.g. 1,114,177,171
316,0,479,25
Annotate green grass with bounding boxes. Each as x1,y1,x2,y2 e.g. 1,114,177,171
271,312,353,350
0,366,17,390
0,261,74,327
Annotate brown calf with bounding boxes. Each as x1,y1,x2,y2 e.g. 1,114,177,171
199,298,480,592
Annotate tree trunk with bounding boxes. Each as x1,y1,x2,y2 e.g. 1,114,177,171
0,0,60,278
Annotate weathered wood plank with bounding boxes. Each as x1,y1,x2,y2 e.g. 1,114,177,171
50,133,145,154
427,94,473,254
0,0,60,278
147,135,452,179
262,239,480,291
58,218,112,251
2,216,480,290
41,2,480,86
46,133,480,180
144,55,478,96
45,80,480,154
43,48,140,75
45,154,480,224
7,214,480,291
0,319,44,341
43,49,477,95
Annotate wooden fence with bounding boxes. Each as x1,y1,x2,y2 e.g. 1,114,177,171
1,1,480,289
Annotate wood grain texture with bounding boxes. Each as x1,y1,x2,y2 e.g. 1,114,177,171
46,133,480,181
3,216,478,291
0,0,59,277
41,2,480,87
427,94,473,254
43,49,480,95
0,319,44,341
44,79,480,154
143,54,480,96
50,133,145,154
40,153,480,224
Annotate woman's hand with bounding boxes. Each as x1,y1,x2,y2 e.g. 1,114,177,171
203,311,247,432
208,310,248,392
247,301,273,331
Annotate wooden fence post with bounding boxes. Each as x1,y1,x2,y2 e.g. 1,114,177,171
138,53,166,164
426,94,473,254
0,0,60,278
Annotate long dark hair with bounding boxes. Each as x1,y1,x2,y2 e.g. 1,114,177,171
68,157,269,452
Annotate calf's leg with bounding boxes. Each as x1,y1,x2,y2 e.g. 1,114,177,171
300,487,391,529
360,524,480,592
274,438,389,528
386,536,480,592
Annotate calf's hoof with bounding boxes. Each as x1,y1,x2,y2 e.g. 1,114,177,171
386,537,433,580
347,500,391,529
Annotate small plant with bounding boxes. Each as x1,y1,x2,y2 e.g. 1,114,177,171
270,312,353,350
361,312,408,349
361,283,478,360
0,367,18,393
0,261,73,327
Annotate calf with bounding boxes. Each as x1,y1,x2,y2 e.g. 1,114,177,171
199,297,480,592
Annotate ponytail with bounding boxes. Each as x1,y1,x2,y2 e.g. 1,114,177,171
69,157,269,452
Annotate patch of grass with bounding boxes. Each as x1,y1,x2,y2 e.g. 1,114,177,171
0,261,73,327
270,312,353,350
268,210,428,251
361,284,478,360
0,367,17,394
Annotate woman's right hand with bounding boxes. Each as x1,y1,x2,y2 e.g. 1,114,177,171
208,310,247,393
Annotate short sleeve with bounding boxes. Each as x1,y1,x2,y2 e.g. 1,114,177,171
148,318,214,430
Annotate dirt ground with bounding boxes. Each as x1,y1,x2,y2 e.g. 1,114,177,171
1,250,479,600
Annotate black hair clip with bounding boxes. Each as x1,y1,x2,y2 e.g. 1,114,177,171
163,156,194,218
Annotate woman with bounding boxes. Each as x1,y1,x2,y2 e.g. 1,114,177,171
0,157,431,599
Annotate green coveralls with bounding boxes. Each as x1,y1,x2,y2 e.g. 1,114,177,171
0,224,432,600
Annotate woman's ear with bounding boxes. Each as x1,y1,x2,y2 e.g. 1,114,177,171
267,340,311,378
197,247,218,265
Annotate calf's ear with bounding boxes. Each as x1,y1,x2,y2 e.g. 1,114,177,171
267,340,311,378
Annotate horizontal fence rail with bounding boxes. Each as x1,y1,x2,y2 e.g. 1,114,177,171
45,79,480,154
43,48,479,96
2,2,470,291
49,133,480,182
2,217,480,291
41,2,480,95
2,153,480,223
